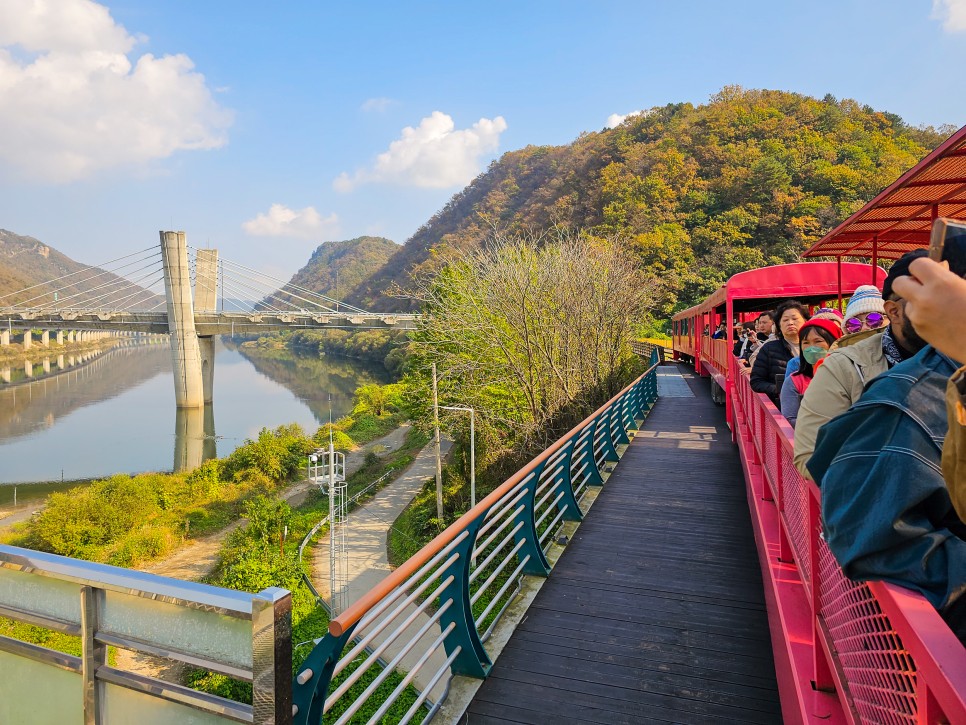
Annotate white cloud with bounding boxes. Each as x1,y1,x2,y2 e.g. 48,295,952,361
0,0,232,183
361,97,394,113
242,204,340,240
605,110,645,129
335,111,508,191
933,0,966,31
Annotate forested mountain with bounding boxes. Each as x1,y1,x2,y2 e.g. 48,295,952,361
283,236,397,306
347,87,952,314
0,229,162,308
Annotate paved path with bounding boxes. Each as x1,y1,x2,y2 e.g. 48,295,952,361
312,435,454,702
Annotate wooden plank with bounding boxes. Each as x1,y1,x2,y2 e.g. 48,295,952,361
465,367,781,723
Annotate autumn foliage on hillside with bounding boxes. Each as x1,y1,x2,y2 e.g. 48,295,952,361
284,235,398,303
351,87,953,315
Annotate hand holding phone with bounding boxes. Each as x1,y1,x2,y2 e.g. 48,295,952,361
928,217,966,277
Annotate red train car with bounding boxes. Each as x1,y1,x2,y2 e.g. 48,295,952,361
671,261,884,426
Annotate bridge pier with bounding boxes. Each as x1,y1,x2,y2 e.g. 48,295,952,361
56,330,63,345
160,231,204,408
0,367,9,383
41,330,49,347
1,329,8,346
22,330,31,350
195,249,218,404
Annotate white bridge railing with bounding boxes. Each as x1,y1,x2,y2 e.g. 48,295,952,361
0,545,291,724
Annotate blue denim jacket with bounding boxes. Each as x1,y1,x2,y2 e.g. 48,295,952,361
808,346,966,610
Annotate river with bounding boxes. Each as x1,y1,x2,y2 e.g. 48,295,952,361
0,338,390,497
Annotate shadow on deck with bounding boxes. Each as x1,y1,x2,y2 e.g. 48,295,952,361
462,365,782,724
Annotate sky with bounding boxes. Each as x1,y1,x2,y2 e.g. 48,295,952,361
1,0,966,286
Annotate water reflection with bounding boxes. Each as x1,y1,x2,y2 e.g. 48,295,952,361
0,339,390,484
173,405,217,473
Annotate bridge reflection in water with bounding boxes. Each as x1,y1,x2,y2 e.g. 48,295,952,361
174,405,217,473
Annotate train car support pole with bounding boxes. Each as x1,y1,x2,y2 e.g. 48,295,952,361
836,256,843,312
871,234,879,286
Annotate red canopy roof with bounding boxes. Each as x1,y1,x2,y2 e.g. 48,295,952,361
803,124,966,260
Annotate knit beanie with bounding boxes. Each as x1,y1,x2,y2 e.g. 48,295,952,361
845,285,885,319
798,318,844,343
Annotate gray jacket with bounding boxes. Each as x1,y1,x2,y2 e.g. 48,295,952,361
793,329,888,478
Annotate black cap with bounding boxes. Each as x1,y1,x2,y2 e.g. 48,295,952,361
883,249,928,300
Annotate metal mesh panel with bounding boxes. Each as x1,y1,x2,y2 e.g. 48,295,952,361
818,535,918,724
762,424,779,500
781,449,810,585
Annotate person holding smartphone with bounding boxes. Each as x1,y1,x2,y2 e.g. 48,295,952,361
892,224,966,518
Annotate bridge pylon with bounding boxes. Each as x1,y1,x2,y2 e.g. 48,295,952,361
160,231,205,408
194,248,218,404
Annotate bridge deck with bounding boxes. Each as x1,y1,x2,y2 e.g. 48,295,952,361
463,365,782,724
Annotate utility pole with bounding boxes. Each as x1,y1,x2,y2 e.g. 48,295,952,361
432,363,443,519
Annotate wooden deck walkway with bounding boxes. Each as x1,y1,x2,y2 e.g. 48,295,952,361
463,365,782,724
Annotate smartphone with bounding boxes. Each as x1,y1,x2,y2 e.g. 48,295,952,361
928,217,966,277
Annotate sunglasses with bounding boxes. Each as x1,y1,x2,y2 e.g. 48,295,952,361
845,312,886,334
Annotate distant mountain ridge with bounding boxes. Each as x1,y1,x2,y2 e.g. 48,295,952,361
0,229,163,308
282,236,398,308
344,87,952,313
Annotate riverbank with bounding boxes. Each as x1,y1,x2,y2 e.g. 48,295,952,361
0,335,123,365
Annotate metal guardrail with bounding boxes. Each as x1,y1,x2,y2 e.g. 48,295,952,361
730,355,966,724
631,338,668,362
291,349,662,724
0,545,291,724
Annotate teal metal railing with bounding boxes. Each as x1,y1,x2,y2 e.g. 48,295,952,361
292,349,661,724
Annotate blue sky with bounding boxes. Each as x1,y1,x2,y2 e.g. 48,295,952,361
1,0,965,285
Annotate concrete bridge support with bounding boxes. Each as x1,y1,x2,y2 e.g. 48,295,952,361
0,368,9,383
195,249,218,404
56,330,64,345
41,330,49,347
24,360,32,377
1,330,8,346
160,231,204,408
22,331,31,350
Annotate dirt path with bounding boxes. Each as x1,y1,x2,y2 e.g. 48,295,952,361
142,424,412,580
113,423,414,678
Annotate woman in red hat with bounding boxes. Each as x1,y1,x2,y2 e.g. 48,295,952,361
780,317,844,427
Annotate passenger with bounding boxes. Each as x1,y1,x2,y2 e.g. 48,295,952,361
712,322,727,339
742,312,776,369
779,318,843,427
892,256,966,516
793,255,929,478
750,300,809,408
807,341,966,643
734,321,757,357
785,309,843,377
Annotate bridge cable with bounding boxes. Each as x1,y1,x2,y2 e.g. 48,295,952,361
216,277,287,314
8,250,162,310
0,246,159,303
50,267,164,312
32,256,163,310
215,256,369,313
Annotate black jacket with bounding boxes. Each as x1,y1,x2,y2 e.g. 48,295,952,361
750,338,795,407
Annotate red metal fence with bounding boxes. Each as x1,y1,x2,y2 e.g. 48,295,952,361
729,355,966,724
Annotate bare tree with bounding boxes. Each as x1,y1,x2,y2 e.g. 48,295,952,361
405,228,656,455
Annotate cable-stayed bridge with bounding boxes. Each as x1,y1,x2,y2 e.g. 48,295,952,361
0,231,418,407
